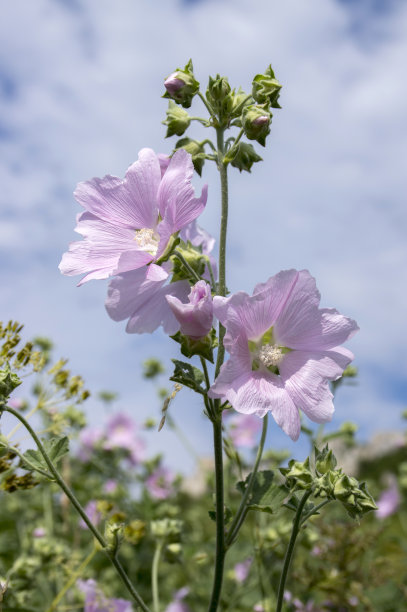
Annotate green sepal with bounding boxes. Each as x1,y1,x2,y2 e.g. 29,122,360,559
174,138,206,175
171,329,216,363
163,100,191,137
163,59,199,109
236,470,289,515
169,359,205,395
0,365,22,402
21,436,69,477
252,64,282,108
242,104,271,146
227,142,263,173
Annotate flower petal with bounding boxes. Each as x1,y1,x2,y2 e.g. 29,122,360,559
74,148,160,230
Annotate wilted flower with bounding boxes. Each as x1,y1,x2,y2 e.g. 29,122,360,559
146,467,175,500
376,482,400,518
166,280,213,339
225,412,262,448
77,579,133,612
209,270,358,440
60,148,207,335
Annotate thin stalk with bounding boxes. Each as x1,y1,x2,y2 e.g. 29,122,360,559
214,127,229,379
152,541,163,612
173,250,201,283
1,405,150,612
198,91,216,118
300,499,331,525
46,546,97,612
276,490,313,612
225,414,268,548
207,417,226,612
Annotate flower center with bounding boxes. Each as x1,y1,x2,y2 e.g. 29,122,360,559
134,228,159,255
257,344,285,368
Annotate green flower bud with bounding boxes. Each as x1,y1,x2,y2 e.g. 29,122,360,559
0,365,22,403
163,59,199,109
105,520,125,554
242,105,271,146
206,75,234,119
252,64,282,108
281,457,313,490
228,142,263,173
230,87,251,118
315,446,337,474
151,518,182,540
174,137,206,175
163,101,191,137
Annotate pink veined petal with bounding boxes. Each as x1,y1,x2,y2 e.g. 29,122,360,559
208,343,252,400
213,270,299,343
105,267,151,322
157,149,208,234
116,250,154,274
74,148,160,230
278,349,354,424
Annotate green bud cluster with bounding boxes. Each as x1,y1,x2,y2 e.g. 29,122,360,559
281,445,377,519
150,518,183,540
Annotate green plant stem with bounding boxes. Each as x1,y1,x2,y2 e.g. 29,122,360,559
276,489,313,612
152,541,163,612
207,417,226,612
300,499,331,525
1,405,151,612
173,250,201,283
46,546,97,612
225,414,268,548
198,91,215,118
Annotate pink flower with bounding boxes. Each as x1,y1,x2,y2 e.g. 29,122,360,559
77,579,133,612
146,467,175,500
234,558,252,583
78,426,104,461
225,412,262,448
166,280,213,339
164,588,190,612
376,482,400,518
79,500,101,529
209,270,358,441
60,148,207,334
103,413,145,465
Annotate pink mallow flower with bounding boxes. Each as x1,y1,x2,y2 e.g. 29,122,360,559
60,148,207,335
166,280,213,339
209,270,358,441
103,413,145,465
146,467,175,500
376,482,400,518
225,413,263,448
164,588,190,612
234,558,252,583
79,500,101,530
77,579,133,612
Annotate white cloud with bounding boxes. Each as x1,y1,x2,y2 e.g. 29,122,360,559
1,0,406,469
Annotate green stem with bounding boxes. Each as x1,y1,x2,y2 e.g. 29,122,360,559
276,490,313,612
46,546,97,612
300,499,331,525
152,541,163,612
224,128,244,162
1,405,150,612
214,127,229,379
198,91,216,118
173,250,201,283
207,417,226,612
225,414,268,548
0,441,52,479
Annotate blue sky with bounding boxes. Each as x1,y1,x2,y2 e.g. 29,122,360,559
1,0,406,470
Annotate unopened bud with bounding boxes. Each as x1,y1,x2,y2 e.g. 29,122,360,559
163,59,199,108
252,65,282,108
242,105,271,146
163,101,191,137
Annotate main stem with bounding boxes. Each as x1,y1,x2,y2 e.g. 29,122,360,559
276,490,313,612
207,126,229,612
1,406,150,612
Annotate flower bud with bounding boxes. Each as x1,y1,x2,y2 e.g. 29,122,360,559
315,446,337,474
163,59,199,108
163,101,191,137
228,142,263,173
252,65,282,108
0,365,22,403
242,105,271,146
166,281,213,340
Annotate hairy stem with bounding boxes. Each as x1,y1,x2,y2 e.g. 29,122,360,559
225,414,268,548
1,405,150,612
276,490,313,612
173,250,201,283
207,417,226,612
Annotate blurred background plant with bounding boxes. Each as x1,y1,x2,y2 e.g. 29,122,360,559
0,322,406,611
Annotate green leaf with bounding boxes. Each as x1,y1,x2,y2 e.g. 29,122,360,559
169,360,205,394
21,436,69,475
208,505,232,525
237,469,289,515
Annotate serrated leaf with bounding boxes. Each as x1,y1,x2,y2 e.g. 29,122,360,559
169,360,205,394
22,436,69,475
237,469,289,515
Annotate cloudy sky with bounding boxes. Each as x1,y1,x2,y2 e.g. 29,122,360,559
1,0,406,469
